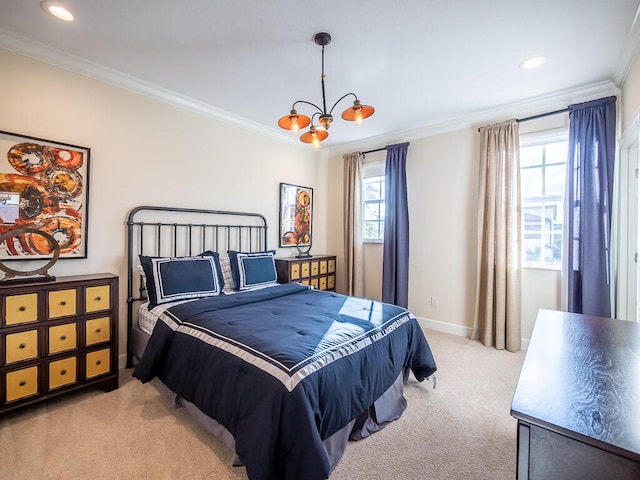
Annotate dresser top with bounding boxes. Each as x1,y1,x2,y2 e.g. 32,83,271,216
0,273,117,292
511,309,640,462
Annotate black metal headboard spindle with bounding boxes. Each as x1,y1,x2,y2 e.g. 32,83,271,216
126,206,268,367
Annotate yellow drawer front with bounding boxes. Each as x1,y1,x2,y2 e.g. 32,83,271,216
6,366,38,402
311,278,319,289
311,261,319,276
48,289,77,318
49,323,77,354
49,357,77,390
6,329,38,364
86,317,110,346
301,279,310,286
301,262,310,278
86,348,110,378
5,293,38,326
328,259,335,273
320,260,328,274
85,285,110,312
290,263,300,280
328,275,335,290
319,277,327,290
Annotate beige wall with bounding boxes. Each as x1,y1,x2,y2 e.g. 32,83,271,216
0,48,325,360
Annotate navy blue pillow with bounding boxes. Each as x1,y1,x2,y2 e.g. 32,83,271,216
227,250,278,291
139,251,223,306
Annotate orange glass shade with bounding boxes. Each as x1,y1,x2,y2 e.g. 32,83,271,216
341,101,375,124
300,126,329,148
278,110,311,132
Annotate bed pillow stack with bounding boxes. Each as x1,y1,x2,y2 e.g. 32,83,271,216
139,251,223,306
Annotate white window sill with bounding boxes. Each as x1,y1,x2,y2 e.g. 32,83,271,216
523,262,561,272
363,239,384,244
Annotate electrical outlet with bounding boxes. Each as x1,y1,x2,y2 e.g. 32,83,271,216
431,296,439,307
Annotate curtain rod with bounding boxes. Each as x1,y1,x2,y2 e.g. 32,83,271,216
361,147,386,155
477,107,570,132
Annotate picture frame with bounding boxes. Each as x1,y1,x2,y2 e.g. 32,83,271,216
279,183,313,249
0,130,90,260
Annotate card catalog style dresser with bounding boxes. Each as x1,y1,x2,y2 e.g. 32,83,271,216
275,255,336,292
511,309,640,479
0,273,118,414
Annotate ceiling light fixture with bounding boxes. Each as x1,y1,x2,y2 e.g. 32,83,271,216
41,1,74,22
519,56,547,70
278,33,374,148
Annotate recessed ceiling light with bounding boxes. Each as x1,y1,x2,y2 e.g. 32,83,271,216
519,56,547,70
41,1,74,22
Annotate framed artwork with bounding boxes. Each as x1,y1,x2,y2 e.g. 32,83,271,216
0,130,90,260
279,183,313,249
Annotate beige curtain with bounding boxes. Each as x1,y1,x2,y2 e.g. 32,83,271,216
343,152,364,297
472,120,522,352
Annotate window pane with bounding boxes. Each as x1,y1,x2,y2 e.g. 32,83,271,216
545,164,565,197
546,142,568,164
523,205,543,234
523,237,541,262
521,145,543,167
364,181,380,201
364,202,380,221
364,221,379,240
522,167,542,198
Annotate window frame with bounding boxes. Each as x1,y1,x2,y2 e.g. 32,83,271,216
520,128,568,270
362,174,385,243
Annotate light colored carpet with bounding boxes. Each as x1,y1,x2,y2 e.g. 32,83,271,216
0,329,526,479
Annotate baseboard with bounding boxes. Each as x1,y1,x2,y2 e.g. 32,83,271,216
416,316,530,350
415,316,472,337
118,354,128,371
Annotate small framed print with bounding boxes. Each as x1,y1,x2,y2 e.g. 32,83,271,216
279,183,312,249
0,130,90,259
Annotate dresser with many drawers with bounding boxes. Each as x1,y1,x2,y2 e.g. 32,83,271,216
0,273,118,414
275,255,336,292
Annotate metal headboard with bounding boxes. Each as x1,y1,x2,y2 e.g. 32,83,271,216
125,205,268,367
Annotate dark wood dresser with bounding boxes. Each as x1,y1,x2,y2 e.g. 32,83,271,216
511,309,640,479
275,255,336,291
0,273,118,414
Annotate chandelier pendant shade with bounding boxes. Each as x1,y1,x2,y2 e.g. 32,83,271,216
278,32,375,148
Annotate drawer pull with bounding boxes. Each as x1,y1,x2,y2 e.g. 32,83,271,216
96,360,102,366
60,369,67,376
19,343,26,349
18,306,26,312
19,380,26,387
60,335,67,341
60,301,66,306
95,296,101,302
95,328,101,333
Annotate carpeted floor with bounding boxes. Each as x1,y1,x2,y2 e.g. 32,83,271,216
0,329,526,479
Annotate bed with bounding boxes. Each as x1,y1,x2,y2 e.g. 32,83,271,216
126,206,437,480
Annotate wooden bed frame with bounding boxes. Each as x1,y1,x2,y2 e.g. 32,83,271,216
125,205,268,367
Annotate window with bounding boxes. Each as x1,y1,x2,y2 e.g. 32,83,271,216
520,133,568,267
363,175,385,241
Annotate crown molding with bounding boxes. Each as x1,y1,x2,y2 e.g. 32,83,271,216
0,28,297,146
329,81,621,157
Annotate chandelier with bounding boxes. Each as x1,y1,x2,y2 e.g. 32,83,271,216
278,32,375,148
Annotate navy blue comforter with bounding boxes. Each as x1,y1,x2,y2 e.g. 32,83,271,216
133,283,437,480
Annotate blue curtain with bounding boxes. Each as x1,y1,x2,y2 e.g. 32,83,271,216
565,96,617,317
382,142,410,307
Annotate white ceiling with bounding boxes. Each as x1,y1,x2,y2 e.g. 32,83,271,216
1,1,639,151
